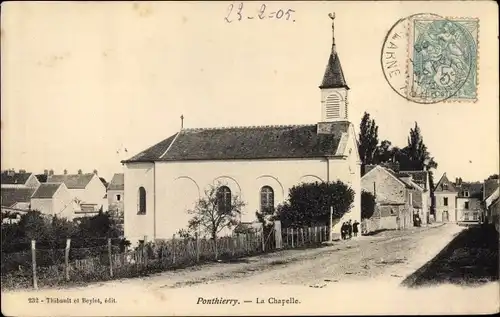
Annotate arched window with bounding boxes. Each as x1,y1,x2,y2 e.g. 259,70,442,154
138,187,146,215
217,186,232,214
260,186,274,212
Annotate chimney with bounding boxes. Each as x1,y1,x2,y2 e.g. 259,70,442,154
459,177,462,185
64,169,68,175
7,169,15,176
455,177,459,185
93,169,98,175
44,169,49,175
19,169,26,173
373,181,377,198
49,169,54,176
78,169,82,175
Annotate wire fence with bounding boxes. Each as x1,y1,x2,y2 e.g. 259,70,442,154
2,225,330,290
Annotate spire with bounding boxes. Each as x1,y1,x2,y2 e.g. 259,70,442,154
180,114,184,130
320,12,349,90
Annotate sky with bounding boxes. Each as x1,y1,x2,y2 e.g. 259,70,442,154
1,1,498,183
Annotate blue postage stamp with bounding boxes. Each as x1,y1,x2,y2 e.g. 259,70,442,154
408,16,479,103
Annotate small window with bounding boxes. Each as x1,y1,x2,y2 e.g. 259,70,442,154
443,197,448,206
464,191,469,197
464,201,469,210
443,183,448,190
390,208,396,215
138,187,146,215
217,186,232,214
472,212,479,221
116,194,121,202
260,186,274,212
464,212,469,221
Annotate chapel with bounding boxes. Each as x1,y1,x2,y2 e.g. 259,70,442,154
122,14,361,243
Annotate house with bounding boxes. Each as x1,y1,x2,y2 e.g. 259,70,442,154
121,16,362,245
47,170,107,212
30,183,77,219
1,169,41,189
433,173,458,222
1,187,37,210
398,170,432,224
483,178,499,231
454,178,483,223
107,173,124,214
361,165,415,232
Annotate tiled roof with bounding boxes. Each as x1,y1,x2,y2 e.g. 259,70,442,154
124,123,351,163
108,173,124,191
319,49,349,89
35,174,48,183
399,170,429,190
484,179,499,200
456,182,483,199
31,183,62,199
1,172,32,185
1,187,36,207
47,173,94,189
434,173,458,192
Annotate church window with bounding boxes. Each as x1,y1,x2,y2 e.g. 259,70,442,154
325,93,341,119
217,186,232,214
260,186,274,212
138,187,146,215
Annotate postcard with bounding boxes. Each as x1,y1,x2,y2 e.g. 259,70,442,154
1,1,499,316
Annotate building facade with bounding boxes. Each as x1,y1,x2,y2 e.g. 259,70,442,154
47,170,107,212
107,173,124,214
122,18,362,244
361,165,414,232
30,183,76,219
433,173,458,222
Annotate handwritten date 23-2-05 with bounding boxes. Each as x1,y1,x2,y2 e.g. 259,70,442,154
225,3,295,23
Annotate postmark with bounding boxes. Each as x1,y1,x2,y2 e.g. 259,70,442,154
381,13,479,104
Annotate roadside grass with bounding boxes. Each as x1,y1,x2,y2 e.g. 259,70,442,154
401,225,499,288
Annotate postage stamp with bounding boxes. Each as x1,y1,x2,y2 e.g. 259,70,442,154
381,13,479,104
408,15,479,103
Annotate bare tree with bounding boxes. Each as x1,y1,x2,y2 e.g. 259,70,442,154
187,182,246,258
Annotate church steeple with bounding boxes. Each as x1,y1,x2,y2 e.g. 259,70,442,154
319,13,350,123
320,13,348,90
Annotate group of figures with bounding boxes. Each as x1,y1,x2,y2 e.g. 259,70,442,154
340,220,360,240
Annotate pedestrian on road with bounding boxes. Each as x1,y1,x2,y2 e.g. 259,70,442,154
353,220,359,237
341,222,346,240
348,220,353,239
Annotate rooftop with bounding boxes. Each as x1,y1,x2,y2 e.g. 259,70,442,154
124,123,351,163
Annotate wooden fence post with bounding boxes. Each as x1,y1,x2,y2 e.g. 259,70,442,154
172,234,176,264
31,240,37,289
107,238,113,278
195,232,200,262
65,238,71,281
261,229,265,252
308,227,312,243
143,235,148,267
314,227,318,242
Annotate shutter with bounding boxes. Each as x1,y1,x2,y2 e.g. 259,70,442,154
325,94,341,119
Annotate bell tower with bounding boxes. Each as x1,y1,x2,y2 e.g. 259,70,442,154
319,13,349,123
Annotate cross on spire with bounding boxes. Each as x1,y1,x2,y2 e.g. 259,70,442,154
329,12,336,46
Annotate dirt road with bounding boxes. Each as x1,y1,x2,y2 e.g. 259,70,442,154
2,224,499,316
